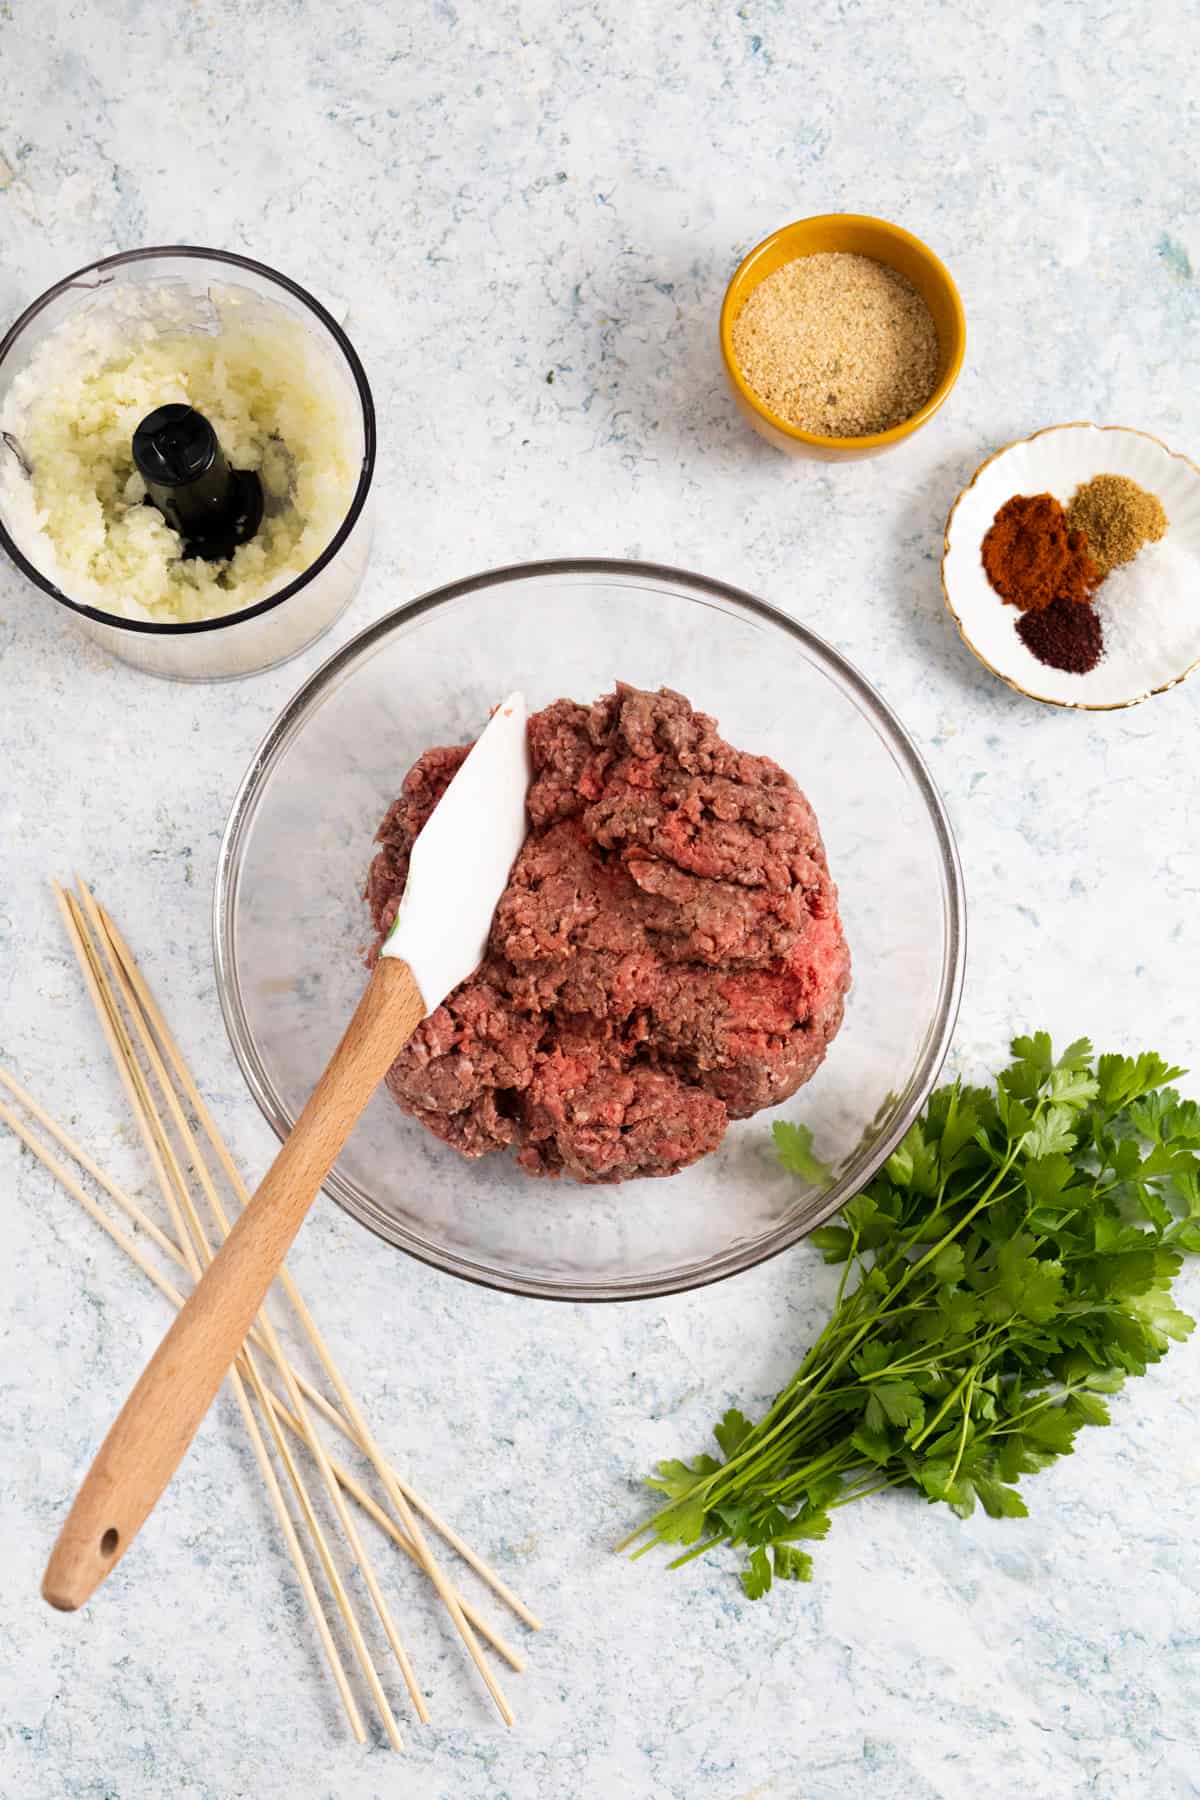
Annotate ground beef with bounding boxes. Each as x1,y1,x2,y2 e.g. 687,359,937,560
365,683,850,1183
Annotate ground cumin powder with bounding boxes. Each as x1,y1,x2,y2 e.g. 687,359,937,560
1065,474,1168,577
731,252,940,437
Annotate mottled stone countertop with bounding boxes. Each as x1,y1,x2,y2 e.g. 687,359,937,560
2,4,1199,1796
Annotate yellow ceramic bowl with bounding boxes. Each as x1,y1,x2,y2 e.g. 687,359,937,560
720,214,966,461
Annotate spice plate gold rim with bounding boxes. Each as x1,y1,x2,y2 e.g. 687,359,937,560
940,421,1200,712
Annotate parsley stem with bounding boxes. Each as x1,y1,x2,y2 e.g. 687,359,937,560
665,1535,726,1571
827,1474,910,1509
984,1382,1085,1436
906,1328,1006,1450
831,1224,861,1313
944,1371,977,1488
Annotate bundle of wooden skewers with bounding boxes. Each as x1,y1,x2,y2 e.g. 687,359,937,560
1,878,542,1749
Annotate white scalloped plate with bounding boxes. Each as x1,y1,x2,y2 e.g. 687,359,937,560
942,423,1200,709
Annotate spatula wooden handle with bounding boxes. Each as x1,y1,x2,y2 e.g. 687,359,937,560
43,956,426,1613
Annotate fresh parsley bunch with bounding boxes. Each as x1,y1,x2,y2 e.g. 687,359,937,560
620,1036,1199,1597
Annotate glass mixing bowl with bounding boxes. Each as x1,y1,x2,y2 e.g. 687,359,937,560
0,247,375,681
215,561,965,1300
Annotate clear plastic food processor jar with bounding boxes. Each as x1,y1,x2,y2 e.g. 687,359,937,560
0,247,375,680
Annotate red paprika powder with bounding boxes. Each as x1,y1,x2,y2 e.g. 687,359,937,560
982,493,1100,612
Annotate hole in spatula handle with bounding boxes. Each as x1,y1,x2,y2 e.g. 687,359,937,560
99,1528,119,1557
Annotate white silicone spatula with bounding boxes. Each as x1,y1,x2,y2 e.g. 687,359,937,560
44,693,531,1612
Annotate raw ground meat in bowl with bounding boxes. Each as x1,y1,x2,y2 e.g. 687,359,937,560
365,683,851,1184
215,559,964,1300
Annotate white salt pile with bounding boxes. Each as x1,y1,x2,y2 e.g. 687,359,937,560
1092,537,1199,698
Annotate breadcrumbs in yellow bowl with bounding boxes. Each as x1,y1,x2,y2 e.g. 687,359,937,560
721,214,966,462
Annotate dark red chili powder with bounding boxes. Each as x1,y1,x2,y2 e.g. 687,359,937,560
1016,596,1104,674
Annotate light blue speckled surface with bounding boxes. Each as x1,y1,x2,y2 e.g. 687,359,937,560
2,3,1199,1796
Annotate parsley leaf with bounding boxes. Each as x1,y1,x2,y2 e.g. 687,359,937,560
646,1455,720,1500
713,1409,753,1460
864,1379,925,1435
773,1120,830,1184
1022,1105,1079,1159
1012,1031,1055,1074
740,1547,772,1599
773,1544,814,1582
809,1225,853,1264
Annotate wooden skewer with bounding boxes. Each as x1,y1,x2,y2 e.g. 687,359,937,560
264,1267,514,1725
55,891,406,1747
70,883,422,1738
0,1066,182,1267
265,1402,526,1673
46,923,430,1614
278,1279,530,1688
1,1087,524,1674
243,1357,411,1743
99,898,543,1638
0,1093,368,1748
54,888,194,1297
54,886,408,1750
77,888,431,1725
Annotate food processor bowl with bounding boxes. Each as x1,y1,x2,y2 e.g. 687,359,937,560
0,247,375,681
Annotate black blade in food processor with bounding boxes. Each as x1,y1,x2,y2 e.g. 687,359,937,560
132,403,264,562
